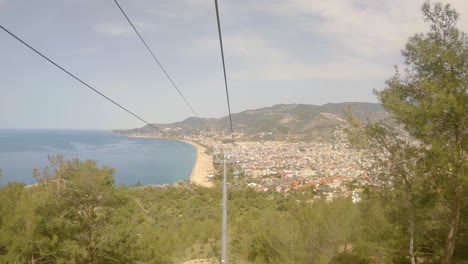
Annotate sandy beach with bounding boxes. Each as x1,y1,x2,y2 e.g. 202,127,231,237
185,141,214,188
127,134,214,187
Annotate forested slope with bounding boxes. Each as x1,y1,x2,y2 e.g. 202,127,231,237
0,156,467,263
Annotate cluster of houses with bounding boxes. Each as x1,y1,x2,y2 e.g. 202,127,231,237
245,175,368,203
182,129,382,203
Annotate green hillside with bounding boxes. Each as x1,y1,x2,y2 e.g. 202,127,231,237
114,102,385,141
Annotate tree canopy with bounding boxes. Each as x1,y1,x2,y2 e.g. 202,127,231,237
347,2,467,263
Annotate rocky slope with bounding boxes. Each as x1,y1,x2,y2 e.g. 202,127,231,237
114,102,385,141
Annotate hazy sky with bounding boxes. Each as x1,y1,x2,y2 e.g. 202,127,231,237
1,0,467,129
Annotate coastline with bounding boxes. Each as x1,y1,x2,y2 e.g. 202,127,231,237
183,140,214,188
126,134,214,187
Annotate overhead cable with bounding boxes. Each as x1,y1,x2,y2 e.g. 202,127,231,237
112,0,209,133
213,2,233,263
0,24,194,152
214,0,234,142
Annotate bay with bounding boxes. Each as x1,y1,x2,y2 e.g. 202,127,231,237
0,129,196,186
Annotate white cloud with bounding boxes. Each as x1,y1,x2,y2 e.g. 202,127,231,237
93,23,133,37
262,0,425,59
143,0,211,21
257,57,391,81
264,0,468,58
188,32,391,81
190,34,288,61
186,0,468,82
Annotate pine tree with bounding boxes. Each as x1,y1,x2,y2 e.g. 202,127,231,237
374,2,467,263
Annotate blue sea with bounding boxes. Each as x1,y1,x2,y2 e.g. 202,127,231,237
0,129,196,186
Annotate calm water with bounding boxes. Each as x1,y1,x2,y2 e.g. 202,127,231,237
0,129,196,185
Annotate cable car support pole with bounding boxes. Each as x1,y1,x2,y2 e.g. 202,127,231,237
221,151,228,263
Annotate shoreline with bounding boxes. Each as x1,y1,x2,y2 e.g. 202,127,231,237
126,134,214,187
183,140,214,188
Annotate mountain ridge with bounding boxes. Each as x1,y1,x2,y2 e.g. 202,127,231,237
114,102,385,141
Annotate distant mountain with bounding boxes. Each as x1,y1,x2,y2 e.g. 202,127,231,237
114,102,386,141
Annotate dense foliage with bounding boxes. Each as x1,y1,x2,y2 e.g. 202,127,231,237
346,2,467,264
1,155,467,263
0,156,361,263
